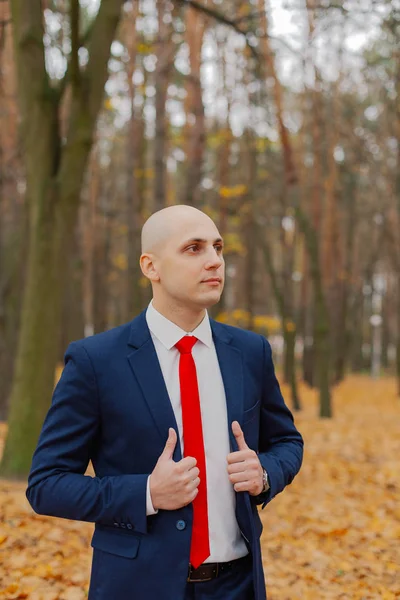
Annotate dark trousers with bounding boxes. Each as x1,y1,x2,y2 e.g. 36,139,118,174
184,554,254,600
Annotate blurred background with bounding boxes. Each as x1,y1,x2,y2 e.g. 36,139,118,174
0,1,399,598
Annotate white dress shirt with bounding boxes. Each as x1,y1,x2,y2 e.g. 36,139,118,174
145,301,249,562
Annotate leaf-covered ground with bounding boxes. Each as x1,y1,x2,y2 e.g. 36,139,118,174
0,376,399,599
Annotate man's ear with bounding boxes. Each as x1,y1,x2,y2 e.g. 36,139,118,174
140,253,160,282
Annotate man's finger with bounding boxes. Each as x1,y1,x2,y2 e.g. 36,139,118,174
161,427,177,460
231,420,249,451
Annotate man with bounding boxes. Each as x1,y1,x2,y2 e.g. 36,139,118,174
26,205,303,600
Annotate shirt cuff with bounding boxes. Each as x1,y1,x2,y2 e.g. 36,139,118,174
146,475,158,515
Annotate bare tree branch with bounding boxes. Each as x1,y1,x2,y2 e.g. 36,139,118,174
84,0,125,117
232,10,265,25
58,0,125,191
56,20,95,100
178,0,259,58
282,0,395,14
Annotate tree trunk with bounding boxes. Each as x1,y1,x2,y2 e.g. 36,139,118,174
296,206,332,417
153,3,178,211
257,226,301,411
396,282,400,396
261,0,329,414
1,0,125,478
334,170,357,382
1,182,64,476
0,4,24,419
0,216,27,420
281,228,297,386
380,287,390,371
81,147,99,337
181,5,207,207
93,184,112,333
60,226,84,354
124,3,146,319
284,326,301,411
244,135,256,332
395,31,400,394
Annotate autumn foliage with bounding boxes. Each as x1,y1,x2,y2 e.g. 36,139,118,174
0,376,399,599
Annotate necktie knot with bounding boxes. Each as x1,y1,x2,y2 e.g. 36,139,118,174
175,335,198,355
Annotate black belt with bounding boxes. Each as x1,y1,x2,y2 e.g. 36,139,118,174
187,554,251,582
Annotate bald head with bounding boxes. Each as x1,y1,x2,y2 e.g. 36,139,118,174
139,204,224,312
141,205,216,254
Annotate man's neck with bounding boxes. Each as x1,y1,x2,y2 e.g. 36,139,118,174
151,299,206,333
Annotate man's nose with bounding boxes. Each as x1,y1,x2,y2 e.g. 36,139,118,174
205,247,223,269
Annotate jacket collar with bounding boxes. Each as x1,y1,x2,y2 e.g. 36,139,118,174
126,308,242,456
127,308,233,349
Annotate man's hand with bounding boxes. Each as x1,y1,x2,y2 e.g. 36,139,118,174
150,428,200,510
227,421,263,496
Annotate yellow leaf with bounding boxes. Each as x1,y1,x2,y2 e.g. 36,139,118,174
219,185,248,199
113,253,128,271
104,98,113,111
255,138,270,151
284,320,296,333
137,43,153,54
224,232,246,256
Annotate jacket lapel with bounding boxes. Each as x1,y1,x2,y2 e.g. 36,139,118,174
210,319,244,452
211,320,253,539
126,311,182,461
126,312,244,460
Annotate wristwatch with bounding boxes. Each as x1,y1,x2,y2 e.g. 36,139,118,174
261,468,270,493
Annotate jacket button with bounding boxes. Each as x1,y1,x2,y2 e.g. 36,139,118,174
114,522,119,528
176,520,186,531
120,523,126,528
127,524,133,530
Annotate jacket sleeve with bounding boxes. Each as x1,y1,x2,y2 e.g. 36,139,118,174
26,341,149,534
254,336,304,509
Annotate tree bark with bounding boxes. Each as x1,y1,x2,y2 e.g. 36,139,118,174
257,226,301,411
296,207,332,417
395,27,400,395
257,0,300,405
1,0,125,478
261,0,330,414
334,170,357,382
181,5,207,207
153,3,179,211
125,3,147,319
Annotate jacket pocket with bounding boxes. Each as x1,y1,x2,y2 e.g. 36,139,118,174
91,527,141,558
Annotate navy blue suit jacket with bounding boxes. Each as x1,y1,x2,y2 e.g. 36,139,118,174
26,311,304,600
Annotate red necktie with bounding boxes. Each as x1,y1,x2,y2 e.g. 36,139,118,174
175,336,210,568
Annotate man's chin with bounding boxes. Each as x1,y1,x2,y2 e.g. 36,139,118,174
199,290,222,308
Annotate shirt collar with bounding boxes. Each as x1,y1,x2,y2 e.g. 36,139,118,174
146,300,213,350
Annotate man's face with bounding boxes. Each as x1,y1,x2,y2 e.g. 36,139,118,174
152,217,225,310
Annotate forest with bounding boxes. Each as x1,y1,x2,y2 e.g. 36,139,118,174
0,1,399,598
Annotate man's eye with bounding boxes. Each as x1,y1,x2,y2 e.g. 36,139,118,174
215,245,223,252
187,245,199,252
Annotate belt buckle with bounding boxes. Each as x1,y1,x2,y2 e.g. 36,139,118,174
187,563,218,583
